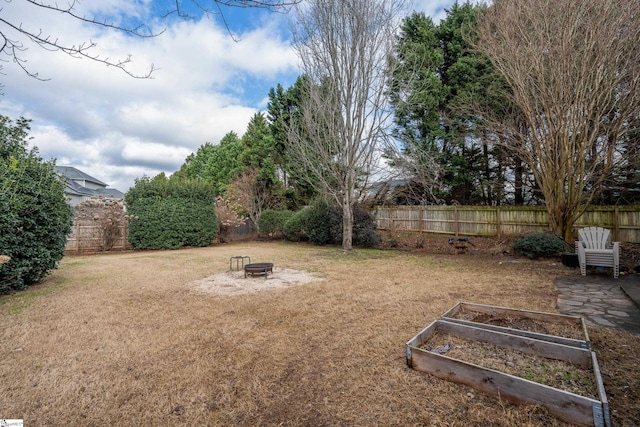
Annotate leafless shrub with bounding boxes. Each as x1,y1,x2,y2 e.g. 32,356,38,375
214,196,246,243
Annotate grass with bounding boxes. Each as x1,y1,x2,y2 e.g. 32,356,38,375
0,240,639,426
0,285,63,315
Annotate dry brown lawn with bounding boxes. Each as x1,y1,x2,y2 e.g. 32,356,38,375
1,240,639,426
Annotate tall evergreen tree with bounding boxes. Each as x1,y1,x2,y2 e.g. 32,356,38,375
267,76,317,207
238,113,286,209
173,132,242,195
204,132,243,194
388,2,520,205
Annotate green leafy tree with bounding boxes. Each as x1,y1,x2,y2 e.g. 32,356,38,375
267,76,318,208
173,132,243,195
173,143,217,181
239,113,286,209
125,174,217,249
205,132,243,194
0,115,72,293
388,2,519,205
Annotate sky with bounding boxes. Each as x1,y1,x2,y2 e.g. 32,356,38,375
0,0,457,193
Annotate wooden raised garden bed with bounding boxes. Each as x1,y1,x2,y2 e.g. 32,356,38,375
406,304,610,427
441,302,591,349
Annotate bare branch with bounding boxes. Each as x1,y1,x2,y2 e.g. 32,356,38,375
0,0,301,82
25,0,158,38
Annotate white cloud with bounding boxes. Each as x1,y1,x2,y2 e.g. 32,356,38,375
412,0,458,22
121,140,193,167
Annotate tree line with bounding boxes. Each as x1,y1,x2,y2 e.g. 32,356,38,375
2,0,639,290
168,0,640,243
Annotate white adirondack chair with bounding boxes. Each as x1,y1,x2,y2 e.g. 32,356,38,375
575,227,620,279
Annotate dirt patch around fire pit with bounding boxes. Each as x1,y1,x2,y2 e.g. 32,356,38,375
193,268,323,295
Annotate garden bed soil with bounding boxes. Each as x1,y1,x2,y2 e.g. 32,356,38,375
420,330,597,399
444,302,588,342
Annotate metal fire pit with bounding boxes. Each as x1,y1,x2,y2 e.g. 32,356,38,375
244,262,274,278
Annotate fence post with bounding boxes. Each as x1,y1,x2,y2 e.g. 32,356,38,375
496,207,502,238
390,207,396,231
75,223,80,251
454,206,459,237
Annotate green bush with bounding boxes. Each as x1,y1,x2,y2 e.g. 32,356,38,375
257,209,293,238
352,208,381,248
125,175,217,250
327,205,381,248
301,201,380,247
305,201,334,245
0,116,72,293
513,232,567,258
283,208,310,242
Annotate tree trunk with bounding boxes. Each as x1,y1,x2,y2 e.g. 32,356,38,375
342,198,354,251
514,156,524,205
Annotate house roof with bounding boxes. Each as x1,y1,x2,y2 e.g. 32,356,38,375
63,178,96,197
54,166,108,187
54,166,124,199
94,187,125,199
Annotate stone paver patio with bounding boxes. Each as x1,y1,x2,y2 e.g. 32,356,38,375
555,273,640,335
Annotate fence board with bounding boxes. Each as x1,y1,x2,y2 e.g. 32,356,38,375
65,223,131,252
375,205,640,243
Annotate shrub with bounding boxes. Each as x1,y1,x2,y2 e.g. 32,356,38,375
328,205,381,248
125,175,217,250
352,207,381,248
283,208,310,242
0,115,72,293
513,232,567,258
257,209,293,238
305,201,334,245
302,201,380,247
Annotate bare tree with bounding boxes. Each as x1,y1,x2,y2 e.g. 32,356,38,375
287,0,405,250
474,0,640,240
224,167,277,232
0,0,300,81
383,144,444,205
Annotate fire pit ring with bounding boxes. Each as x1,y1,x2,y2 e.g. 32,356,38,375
244,262,274,279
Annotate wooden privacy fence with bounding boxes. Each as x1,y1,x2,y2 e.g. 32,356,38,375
374,205,640,243
65,219,256,252
65,221,131,252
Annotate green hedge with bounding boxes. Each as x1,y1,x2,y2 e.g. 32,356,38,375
125,176,217,250
257,209,294,238
0,116,72,293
